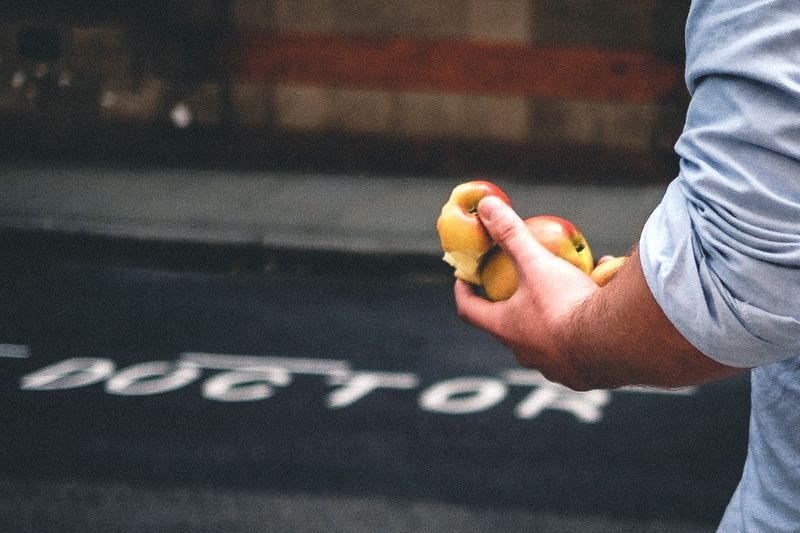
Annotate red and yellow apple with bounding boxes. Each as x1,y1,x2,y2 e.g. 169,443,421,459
436,180,512,285
590,255,628,286
436,180,596,302
481,215,594,301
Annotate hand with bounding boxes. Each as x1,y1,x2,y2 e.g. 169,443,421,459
455,196,599,387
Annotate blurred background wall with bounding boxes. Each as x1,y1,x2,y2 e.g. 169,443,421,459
0,1,691,183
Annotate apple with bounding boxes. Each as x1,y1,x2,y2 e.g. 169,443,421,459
590,255,628,286
481,215,594,301
436,180,512,284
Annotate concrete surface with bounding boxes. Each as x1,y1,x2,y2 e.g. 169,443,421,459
0,164,669,257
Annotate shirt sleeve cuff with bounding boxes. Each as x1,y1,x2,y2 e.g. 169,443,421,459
639,180,800,368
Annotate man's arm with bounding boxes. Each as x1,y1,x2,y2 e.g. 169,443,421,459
454,196,744,391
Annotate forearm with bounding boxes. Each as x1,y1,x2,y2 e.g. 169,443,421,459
454,197,745,391
560,245,743,390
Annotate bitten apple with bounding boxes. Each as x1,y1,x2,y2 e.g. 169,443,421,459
481,215,594,301
436,180,512,284
590,255,628,286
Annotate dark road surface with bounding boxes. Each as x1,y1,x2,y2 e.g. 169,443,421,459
0,232,749,532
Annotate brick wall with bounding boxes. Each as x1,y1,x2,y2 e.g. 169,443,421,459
0,1,690,182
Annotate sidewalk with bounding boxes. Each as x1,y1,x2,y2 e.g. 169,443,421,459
0,164,668,258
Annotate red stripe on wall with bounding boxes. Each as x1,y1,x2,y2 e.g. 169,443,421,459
222,33,683,103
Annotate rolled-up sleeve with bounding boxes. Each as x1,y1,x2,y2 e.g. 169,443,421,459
640,71,800,368
640,178,800,368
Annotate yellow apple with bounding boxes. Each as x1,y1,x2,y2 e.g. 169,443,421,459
436,180,512,284
590,255,628,286
481,215,594,301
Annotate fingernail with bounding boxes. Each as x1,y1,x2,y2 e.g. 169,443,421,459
478,196,504,222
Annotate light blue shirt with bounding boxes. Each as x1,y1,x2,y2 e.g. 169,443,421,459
639,0,800,529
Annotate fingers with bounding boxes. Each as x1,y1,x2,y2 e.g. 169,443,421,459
477,197,553,282
454,279,503,333
455,280,533,357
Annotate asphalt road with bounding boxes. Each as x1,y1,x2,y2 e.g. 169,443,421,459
0,232,749,532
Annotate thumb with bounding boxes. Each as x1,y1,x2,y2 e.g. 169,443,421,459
478,196,550,271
